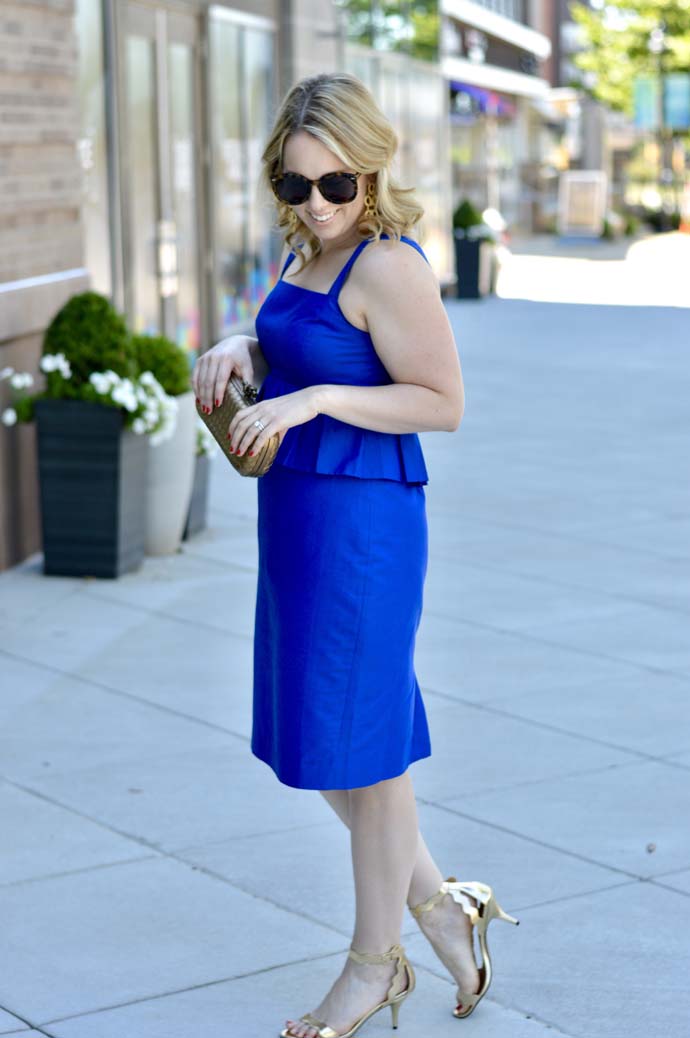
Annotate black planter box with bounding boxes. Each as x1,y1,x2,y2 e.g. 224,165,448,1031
182,452,211,540
35,399,148,578
454,236,482,299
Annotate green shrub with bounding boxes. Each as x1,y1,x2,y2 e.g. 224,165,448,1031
42,291,136,398
132,333,191,397
600,217,614,240
453,199,484,232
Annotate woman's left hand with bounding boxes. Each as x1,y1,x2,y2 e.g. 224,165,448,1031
227,387,321,457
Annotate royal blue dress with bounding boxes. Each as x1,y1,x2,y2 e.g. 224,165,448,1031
251,233,432,790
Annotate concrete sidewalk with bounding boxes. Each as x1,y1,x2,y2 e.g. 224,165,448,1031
1,246,690,1037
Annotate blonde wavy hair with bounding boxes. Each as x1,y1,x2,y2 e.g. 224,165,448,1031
260,72,425,273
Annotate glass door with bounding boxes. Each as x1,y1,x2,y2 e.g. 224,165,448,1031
120,3,203,356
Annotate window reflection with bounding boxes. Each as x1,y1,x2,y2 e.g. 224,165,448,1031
209,14,275,337
75,0,111,297
335,0,439,62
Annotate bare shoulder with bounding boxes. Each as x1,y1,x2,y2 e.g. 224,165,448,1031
355,236,440,294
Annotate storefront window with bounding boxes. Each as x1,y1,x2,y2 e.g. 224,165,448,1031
125,35,159,335
169,42,201,352
75,0,112,297
209,10,275,336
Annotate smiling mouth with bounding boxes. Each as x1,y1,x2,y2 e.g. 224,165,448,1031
307,210,337,223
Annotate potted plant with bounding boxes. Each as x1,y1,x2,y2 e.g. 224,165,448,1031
452,199,498,299
130,333,196,556
0,292,171,578
182,420,218,541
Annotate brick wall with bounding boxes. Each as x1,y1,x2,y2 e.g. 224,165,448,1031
0,0,83,282
0,0,88,573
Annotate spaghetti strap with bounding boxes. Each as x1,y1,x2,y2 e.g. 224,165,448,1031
280,251,296,278
280,233,429,292
328,239,371,298
329,234,430,298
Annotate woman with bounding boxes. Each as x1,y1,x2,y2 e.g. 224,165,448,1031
192,72,518,1038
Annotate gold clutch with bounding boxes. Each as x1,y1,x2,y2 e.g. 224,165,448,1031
195,373,281,477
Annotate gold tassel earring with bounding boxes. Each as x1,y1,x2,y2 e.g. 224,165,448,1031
363,181,378,219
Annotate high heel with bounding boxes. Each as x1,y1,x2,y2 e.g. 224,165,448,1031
279,942,416,1037
409,877,519,1019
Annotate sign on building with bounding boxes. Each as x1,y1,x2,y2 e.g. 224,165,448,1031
557,171,608,238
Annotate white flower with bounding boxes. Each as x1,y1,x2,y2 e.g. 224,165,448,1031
0,366,15,381
111,384,138,412
89,373,110,394
9,371,33,389
132,417,147,435
1,408,17,426
40,353,71,378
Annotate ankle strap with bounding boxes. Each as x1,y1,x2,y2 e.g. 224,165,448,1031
348,941,405,965
409,885,448,919
348,943,408,1003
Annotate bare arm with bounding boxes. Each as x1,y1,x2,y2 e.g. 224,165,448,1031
310,240,464,433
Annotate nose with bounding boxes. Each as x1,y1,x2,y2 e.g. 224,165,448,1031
308,184,331,211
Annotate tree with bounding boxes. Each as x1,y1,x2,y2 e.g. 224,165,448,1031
570,0,690,115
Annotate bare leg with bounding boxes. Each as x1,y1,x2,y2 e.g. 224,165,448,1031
318,786,481,1006
320,788,446,908
283,772,418,1038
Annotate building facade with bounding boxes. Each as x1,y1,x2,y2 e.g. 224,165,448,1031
439,0,552,229
0,0,551,571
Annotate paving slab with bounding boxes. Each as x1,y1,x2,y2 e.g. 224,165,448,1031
0,655,242,783
521,601,690,673
82,557,259,640
440,757,690,877
173,800,625,940
22,741,333,849
486,667,690,758
0,780,155,886
423,554,641,634
42,939,570,1038
70,610,254,733
415,610,636,705
180,512,259,569
409,878,690,1038
0,1008,31,1034
0,855,345,1023
429,521,690,613
411,698,638,802
652,866,690,896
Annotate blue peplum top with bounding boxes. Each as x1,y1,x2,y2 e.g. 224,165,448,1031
254,232,431,485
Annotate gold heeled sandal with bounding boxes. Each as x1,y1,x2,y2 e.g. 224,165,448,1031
410,877,519,1019
279,942,415,1038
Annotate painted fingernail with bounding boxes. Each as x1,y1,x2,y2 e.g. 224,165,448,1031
248,451,254,456
215,399,219,407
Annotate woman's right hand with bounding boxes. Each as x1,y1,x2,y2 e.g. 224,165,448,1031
192,335,255,413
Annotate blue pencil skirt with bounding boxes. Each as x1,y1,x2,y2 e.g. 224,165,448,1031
251,462,432,790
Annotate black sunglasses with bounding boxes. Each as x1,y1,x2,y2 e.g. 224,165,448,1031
270,170,362,206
